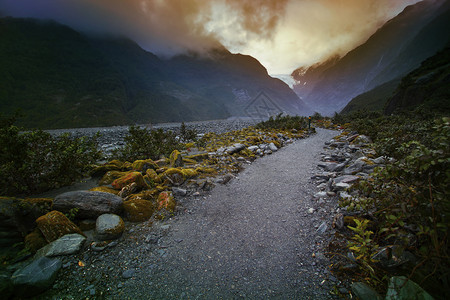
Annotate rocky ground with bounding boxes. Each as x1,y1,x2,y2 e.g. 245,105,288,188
16,128,342,299
47,119,258,158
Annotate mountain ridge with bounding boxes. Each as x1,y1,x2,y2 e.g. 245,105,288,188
0,17,309,129
292,0,450,115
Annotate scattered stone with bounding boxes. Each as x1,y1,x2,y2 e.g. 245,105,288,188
386,276,433,300
227,143,246,154
332,213,344,230
351,282,382,300
36,211,84,243
372,245,414,268
35,233,86,258
172,187,188,197
217,173,234,184
308,208,315,214
314,191,327,199
53,191,123,219
316,222,328,234
122,269,135,279
96,214,125,241
268,143,278,152
11,257,62,298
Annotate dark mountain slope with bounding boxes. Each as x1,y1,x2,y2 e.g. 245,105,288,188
384,47,450,114
292,0,450,115
0,18,307,129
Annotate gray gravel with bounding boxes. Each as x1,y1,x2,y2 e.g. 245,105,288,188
39,128,340,299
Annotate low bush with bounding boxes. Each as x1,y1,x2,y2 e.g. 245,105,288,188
256,113,309,130
0,114,101,196
112,126,181,162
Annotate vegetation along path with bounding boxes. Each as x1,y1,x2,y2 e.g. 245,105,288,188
111,128,339,299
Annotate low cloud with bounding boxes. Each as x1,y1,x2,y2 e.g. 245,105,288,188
0,0,422,73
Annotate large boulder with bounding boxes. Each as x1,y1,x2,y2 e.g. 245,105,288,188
53,191,123,219
95,214,125,241
35,233,86,258
11,257,62,298
351,282,382,300
36,211,84,243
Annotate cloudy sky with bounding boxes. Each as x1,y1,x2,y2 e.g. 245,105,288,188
1,0,421,74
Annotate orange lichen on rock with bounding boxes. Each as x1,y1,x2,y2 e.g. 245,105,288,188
36,210,84,243
112,172,146,190
157,191,176,211
123,199,154,222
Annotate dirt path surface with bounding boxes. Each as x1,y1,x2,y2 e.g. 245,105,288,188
114,128,339,299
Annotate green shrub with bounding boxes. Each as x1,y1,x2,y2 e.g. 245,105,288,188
112,126,181,161
0,115,101,196
338,113,449,296
256,113,308,130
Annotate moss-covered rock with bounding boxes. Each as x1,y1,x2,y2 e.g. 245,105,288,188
123,199,154,222
90,160,125,177
162,168,185,186
112,172,146,190
180,168,198,179
95,214,125,241
154,158,169,168
36,211,84,243
185,153,209,162
99,171,128,186
157,191,176,211
24,228,48,253
131,159,159,171
145,169,161,183
89,186,119,195
169,150,183,167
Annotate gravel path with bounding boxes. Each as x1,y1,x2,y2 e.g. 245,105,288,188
114,128,339,299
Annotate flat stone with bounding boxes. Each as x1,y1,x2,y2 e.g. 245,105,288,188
316,222,327,234
334,182,351,191
122,269,135,279
314,191,328,198
386,276,433,300
351,282,382,300
334,175,360,185
247,146,259,152
35,233,86,258
172,187,187,197
11,257,62,298
53,191,123,219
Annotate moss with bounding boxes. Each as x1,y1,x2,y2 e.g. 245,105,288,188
24,228,48,253
145,169,161,183
157,191,176,211
131,159,158,171
123,199,154,222
99,170,128,186
180,168,198,179
185,153,209,162
23,198,53,213
273,140,282,149
36,210,84,243
90,160,125,177
195,167,217,174
182,158,198,165
169,150,183,167
162,168,184,186
89,186,119,195
112,171,146,190
155,158,169,167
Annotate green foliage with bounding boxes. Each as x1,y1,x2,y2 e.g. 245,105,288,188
256,113,308,130
337,112,449,296
0,114,101,196
112,126,181,161
347,219,379,278
179,122,198,142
